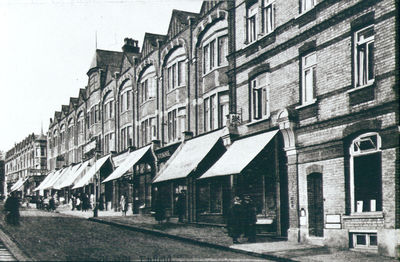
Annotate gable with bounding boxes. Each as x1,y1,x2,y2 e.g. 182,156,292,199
200,0,220,16
167,10,199,40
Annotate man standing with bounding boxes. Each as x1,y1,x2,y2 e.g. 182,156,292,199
227,196,243,244
243,195,257,243
4,192,20,226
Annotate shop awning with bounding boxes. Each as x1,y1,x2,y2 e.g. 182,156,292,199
153,129,223,183
42,167,68,190
112,151,130,168
55,161,88,189
52,164,82,190
72,155,111,189
103,145,151,183
34,170,57,191
10,178,28,192
199,130,279,179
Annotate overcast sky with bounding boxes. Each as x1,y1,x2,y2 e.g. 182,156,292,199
0,0,203,153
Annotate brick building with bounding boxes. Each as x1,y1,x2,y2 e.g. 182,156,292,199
4,133,47,197
40,0,398,257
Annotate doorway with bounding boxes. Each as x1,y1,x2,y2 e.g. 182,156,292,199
307,173,324,237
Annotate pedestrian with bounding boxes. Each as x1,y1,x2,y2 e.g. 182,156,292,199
153,189,165,224
49,195,56,211
176,190,186,223
71,195,76,211
76,195,81,211
4,192,20,226
99,193,105,211
82,194,89,212
120,195,127,216
227,196,243,244
242,195,257,243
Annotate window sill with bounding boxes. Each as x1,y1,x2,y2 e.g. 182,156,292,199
246,116,270,127
343,212,383,219
295,7,316,20
140,98,156,106
166,85,186,95
347,81,375,94
202,65,227,77
295,99,317,110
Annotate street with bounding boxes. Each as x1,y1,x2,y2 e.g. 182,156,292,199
0,207,270,261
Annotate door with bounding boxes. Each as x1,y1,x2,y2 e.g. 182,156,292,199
307,173,324,237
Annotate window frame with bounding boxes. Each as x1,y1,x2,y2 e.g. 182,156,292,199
301,52,317,105
250,73,270,121
349,132,382,214
301,0,316,13
262,0,275,35
354,25,375,88
247,3,258,43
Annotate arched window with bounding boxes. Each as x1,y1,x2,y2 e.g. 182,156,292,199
349,132,382,213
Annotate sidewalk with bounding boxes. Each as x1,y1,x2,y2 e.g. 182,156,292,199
57,207,398,262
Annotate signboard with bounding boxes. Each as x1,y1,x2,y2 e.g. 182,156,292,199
325,214,341,229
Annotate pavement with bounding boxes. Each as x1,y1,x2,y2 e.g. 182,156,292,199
54,205,399,262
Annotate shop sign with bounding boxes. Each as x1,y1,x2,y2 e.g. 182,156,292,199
156,150,171,160
325,214,341,229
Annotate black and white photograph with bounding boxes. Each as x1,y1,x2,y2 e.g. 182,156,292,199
0,0,398,261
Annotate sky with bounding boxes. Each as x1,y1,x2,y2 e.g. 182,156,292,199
0,0,203,153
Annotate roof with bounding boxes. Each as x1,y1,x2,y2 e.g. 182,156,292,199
88,49,123,74
199,130,278,179
167,9,199,39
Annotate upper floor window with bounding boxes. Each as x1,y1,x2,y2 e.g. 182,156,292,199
140,78,156,103
120,90,132,112
350,133,382,213
120,126,133,151
104,132,115,154
301,0,316,13
354,26,374,87
104,100,114,121
141,117,156,146
203,36,228,74
247,3,258,43
301,52,316,104
262,0,275,34
167,61,185,91
250,74,270,120
204,92,229,132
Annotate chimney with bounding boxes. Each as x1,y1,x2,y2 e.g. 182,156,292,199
122,38,139,53
182,131,193,141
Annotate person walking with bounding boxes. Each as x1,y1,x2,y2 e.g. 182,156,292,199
242,195,257,243
227,196,243,244
4,192,20,226
49,195,56,212
176,190,186,223
120,195,127,216
153,188,165,224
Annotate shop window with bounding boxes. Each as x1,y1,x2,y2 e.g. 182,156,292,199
301,52,316,105
250,73,270,121
262,0,275,34
247,3,258,43
197,181,222,214
354,26,374,87
350,133,382,213
301,0,316,13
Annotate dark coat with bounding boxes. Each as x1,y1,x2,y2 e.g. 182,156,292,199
227,203,243,238
153,195,165,222
4,196,20,225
